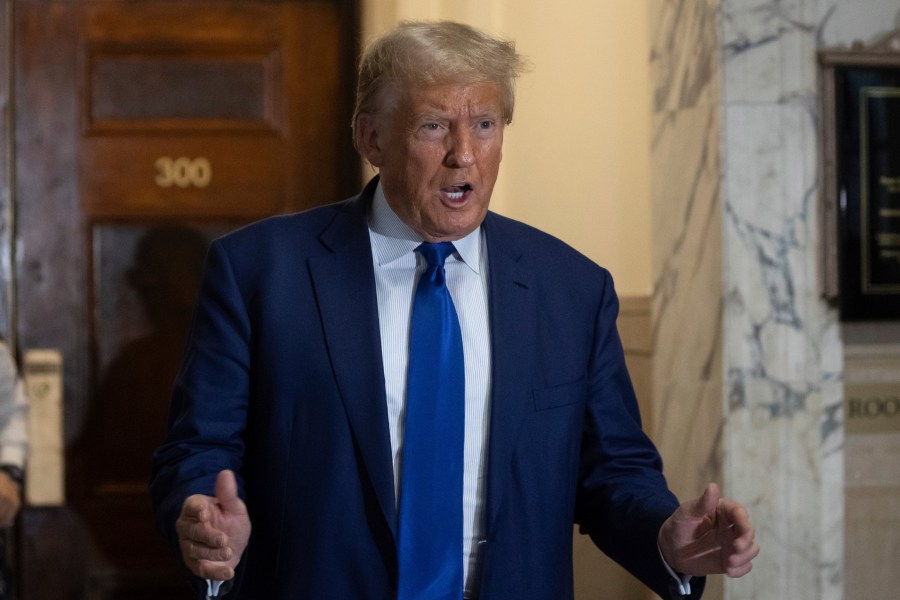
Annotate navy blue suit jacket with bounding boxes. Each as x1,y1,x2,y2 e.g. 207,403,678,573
150,178,704,599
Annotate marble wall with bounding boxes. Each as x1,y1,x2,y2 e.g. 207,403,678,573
649,1,899,599
648,1,726,597
719,0,843,597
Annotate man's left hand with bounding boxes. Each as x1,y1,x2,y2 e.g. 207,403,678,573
0,471,21,528
658,482,759,578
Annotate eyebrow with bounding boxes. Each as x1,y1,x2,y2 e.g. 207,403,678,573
411,106,502,122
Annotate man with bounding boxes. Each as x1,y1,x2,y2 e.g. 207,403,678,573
0,342,25,529
0,340,27,600
151,21,758,599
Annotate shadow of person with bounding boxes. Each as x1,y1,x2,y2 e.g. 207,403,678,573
75,225,208,589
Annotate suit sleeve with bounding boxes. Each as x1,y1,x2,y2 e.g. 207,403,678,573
574,270,705,600
149,240,252,575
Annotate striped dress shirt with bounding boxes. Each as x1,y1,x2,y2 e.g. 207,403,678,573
368,183,492,596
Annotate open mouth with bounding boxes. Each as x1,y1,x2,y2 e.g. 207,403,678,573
443,184,472,200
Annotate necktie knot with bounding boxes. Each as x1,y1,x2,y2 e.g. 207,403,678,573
416,242,455,268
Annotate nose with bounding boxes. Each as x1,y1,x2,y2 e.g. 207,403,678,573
444,128,474,168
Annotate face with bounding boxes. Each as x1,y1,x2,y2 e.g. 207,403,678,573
357,82,505,242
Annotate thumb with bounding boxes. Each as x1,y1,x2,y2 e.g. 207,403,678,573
686,482,720,519
214,470,243,514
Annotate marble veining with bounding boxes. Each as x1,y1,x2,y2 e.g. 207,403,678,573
644,0,893,599
649,2,725,555
719,1,845,598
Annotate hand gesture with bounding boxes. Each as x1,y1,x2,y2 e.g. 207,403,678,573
176,470,252,581
658,483,759,578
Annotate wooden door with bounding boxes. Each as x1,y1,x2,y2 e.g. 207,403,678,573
11,1,359,598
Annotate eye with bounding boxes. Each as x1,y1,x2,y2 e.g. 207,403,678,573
417,122,446,138
478,120,494,129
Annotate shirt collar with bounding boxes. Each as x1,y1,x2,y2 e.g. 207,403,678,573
368,181,483,273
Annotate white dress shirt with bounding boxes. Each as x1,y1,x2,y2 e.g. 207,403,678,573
0,342,27,470
368,183,492,596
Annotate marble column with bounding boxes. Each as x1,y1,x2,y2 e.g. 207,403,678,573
650,1,898,599
648,2,726,598
648,0,724,499
719,1,843,597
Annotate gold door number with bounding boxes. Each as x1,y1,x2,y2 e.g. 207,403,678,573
155,157,212,188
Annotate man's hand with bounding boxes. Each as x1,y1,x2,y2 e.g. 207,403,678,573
0,471,21,527
176,470,252,581
658,483,759,578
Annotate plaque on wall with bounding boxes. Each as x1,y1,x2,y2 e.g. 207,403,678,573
820,31,900,320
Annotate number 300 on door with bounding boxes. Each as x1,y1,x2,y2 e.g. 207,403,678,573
154,157,213,188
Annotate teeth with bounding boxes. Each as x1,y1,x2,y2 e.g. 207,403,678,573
444,185,469,200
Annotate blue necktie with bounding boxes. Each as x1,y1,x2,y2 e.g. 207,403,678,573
397,242,465,600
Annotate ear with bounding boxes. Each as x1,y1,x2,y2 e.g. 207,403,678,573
355,112,385,168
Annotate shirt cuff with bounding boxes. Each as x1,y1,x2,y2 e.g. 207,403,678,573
658,544,692,596
206,579,224,599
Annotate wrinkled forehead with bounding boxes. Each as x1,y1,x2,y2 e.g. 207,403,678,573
376,76,511,121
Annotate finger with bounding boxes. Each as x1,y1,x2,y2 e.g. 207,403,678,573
719,500,753,536
178,517,228,549
195,559,237,581
726,545,759,577
181,537,234,563
182,547,237,581
726,558,754,578
724,538,760,576
731,537,760,563
180,494,215,522
730,529,756,554
214,470,243,515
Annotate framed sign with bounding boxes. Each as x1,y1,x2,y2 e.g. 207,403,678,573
820,31,900,320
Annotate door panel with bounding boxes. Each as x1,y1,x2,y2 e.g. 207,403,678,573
13,1,359,598
79,1,344,220
82,137,287,219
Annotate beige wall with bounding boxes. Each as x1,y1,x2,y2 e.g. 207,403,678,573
360,1,654,297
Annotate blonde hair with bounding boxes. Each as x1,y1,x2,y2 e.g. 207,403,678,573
352,21,528,149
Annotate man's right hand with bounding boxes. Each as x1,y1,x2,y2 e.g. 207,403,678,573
176,470,252,581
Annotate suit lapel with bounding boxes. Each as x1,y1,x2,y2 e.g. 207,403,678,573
308,182,398,537
305,200,539,543
481,213,537,534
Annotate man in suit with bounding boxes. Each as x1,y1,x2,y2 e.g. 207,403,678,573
150,21,758,600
